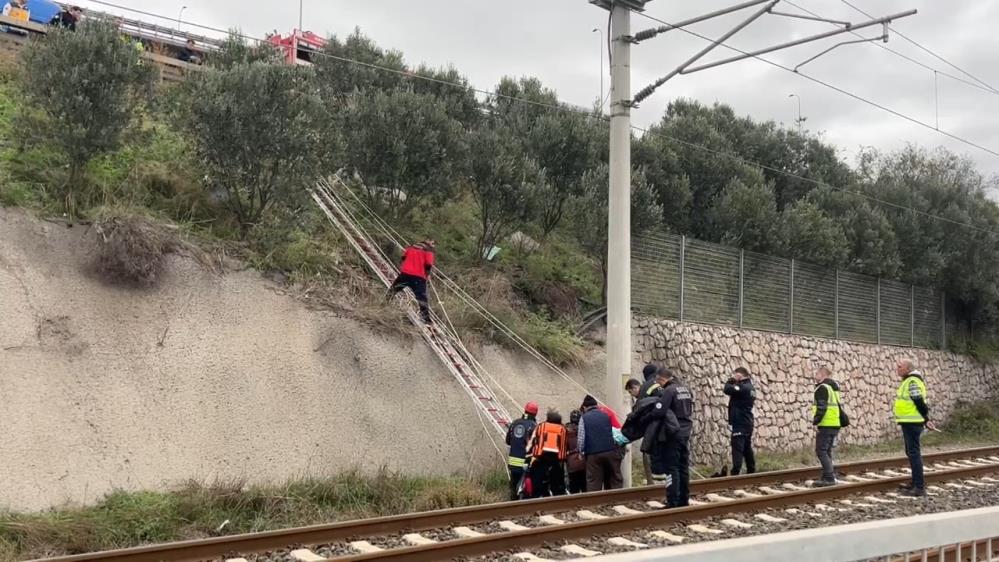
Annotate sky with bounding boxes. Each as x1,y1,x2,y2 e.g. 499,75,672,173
82,0,999,182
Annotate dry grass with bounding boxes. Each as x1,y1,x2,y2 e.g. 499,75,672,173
92,213,179,287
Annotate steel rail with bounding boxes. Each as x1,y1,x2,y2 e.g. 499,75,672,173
335,463,999,562
35,446,999,562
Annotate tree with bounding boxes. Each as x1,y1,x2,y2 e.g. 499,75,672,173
410,65,481,127
17,20,153,216
808,188,901,278
468,126,542,261
180,62,325,234
315,28,406,100
708,175,779,253
570,164,662,303
777,200,850,268
340,90,466,218
208,30,282,69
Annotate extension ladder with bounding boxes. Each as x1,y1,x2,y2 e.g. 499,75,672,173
311,178,512,436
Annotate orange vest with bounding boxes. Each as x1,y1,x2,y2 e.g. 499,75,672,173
531,422,567,461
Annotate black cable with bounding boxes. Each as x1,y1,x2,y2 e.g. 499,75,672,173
77,0,999,237
632,8,999,159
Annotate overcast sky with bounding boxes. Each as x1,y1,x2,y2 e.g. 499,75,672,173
85,0,999,181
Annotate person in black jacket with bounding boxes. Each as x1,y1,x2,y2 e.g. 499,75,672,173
724,366,756,475
505,402,538,500
49,5,82,30
637,363,663,400
652,368,695,508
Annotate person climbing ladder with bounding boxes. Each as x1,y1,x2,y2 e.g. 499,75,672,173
387,239,436,323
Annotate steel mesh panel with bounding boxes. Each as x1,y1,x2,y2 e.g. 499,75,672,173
792,260,836,339
632,233,681,318
837,271,878,343
742,250,791,332
682,238,741,326
880,279,912,346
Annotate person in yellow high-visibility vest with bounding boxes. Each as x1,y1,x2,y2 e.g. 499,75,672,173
811,366,842,487
894,358,934,497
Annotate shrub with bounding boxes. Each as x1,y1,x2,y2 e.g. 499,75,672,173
93,213,178,287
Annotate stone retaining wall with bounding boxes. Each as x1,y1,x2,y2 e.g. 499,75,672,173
633,318,998,466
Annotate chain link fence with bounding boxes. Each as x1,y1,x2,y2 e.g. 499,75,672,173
633,233,946,349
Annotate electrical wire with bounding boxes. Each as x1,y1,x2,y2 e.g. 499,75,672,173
631,8,999,159
841,0,999,95
80,2,999,238
782,0,999,98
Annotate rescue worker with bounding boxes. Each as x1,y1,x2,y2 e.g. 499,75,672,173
894,358,934,497
652,368,694,508
505,401,538,500
387,239,436,323
811,366,843,487
638,363,663,399
527,410,568,497
578,395,623,491
564,409,586,493
724,366,756,475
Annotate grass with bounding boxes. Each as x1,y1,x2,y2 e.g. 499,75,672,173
0,469,507,561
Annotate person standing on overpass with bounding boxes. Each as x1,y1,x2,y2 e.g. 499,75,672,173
894,358,934,497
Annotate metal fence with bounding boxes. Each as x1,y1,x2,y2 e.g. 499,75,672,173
633,233,946,349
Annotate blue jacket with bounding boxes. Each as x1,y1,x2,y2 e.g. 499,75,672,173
578,408,616,455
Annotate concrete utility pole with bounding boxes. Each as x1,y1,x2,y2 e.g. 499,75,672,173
589,0,916,490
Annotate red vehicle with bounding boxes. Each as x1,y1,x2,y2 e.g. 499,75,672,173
266,30,326,65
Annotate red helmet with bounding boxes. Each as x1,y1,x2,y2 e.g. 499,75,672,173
524,401,539,416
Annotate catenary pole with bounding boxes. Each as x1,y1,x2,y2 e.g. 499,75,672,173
607,1,633,489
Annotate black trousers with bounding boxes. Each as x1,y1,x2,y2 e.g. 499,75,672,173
815,427,839,482
901,423,925,489
731,430,756,475
567,470,586,494
389,273,430,321
530,452,567,498
661,437,690,508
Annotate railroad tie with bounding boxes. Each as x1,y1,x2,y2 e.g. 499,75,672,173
514,553,553,562
785,508,823,518
688,499,709,505
838,500,876,508
988,456,999,463
705,493,736,502
844,475,874,483
648,530,685,543
759,486,785,495
687,524,724,535
538,514,567,525
755,513,788,523
577,510,609,520
612,505,644,515
607,537,649,549
402,533,437,546
814,503,848,512
453,526,485,538
882,469,907,477
561,544,603,557
348,541,384,554
499,520,531,531
886,493,919,500
863,472,892,480
225,559,249,562
782,483,810,491
733,489,764,498
290,549,325,562
646,500,667,509
980,477,999,484
863,495,896,504
720,518,753,529
964,480,993,488
945,483,972,490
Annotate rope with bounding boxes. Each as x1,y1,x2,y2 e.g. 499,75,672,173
329,175,609,405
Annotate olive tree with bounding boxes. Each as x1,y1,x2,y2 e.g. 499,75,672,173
179,62,325,234
18,19,153,216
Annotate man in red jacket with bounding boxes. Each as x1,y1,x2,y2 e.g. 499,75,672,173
388,239,436,323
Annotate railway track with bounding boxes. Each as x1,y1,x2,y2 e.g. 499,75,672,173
37,446,999,562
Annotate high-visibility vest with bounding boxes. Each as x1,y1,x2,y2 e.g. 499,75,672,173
812,383,841,428
894,376,928,424
531,422,567,461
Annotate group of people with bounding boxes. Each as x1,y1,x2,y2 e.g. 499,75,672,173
505,357,935,506
2,2,82,34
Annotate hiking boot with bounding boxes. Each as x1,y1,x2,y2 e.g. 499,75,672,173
897,482,914,491
900,487,926,497
812,479,836,488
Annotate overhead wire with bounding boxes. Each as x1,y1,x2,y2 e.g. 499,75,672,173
781,0,999,98
841,0,999,95
631,8,999,159
83,3,999,236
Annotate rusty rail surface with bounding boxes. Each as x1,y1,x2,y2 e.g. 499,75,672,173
34,446,999,562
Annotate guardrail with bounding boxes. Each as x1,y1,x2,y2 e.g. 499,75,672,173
588,506,999,561
0,14,202,83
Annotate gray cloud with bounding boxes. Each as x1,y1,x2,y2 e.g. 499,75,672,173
83,0,999,178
